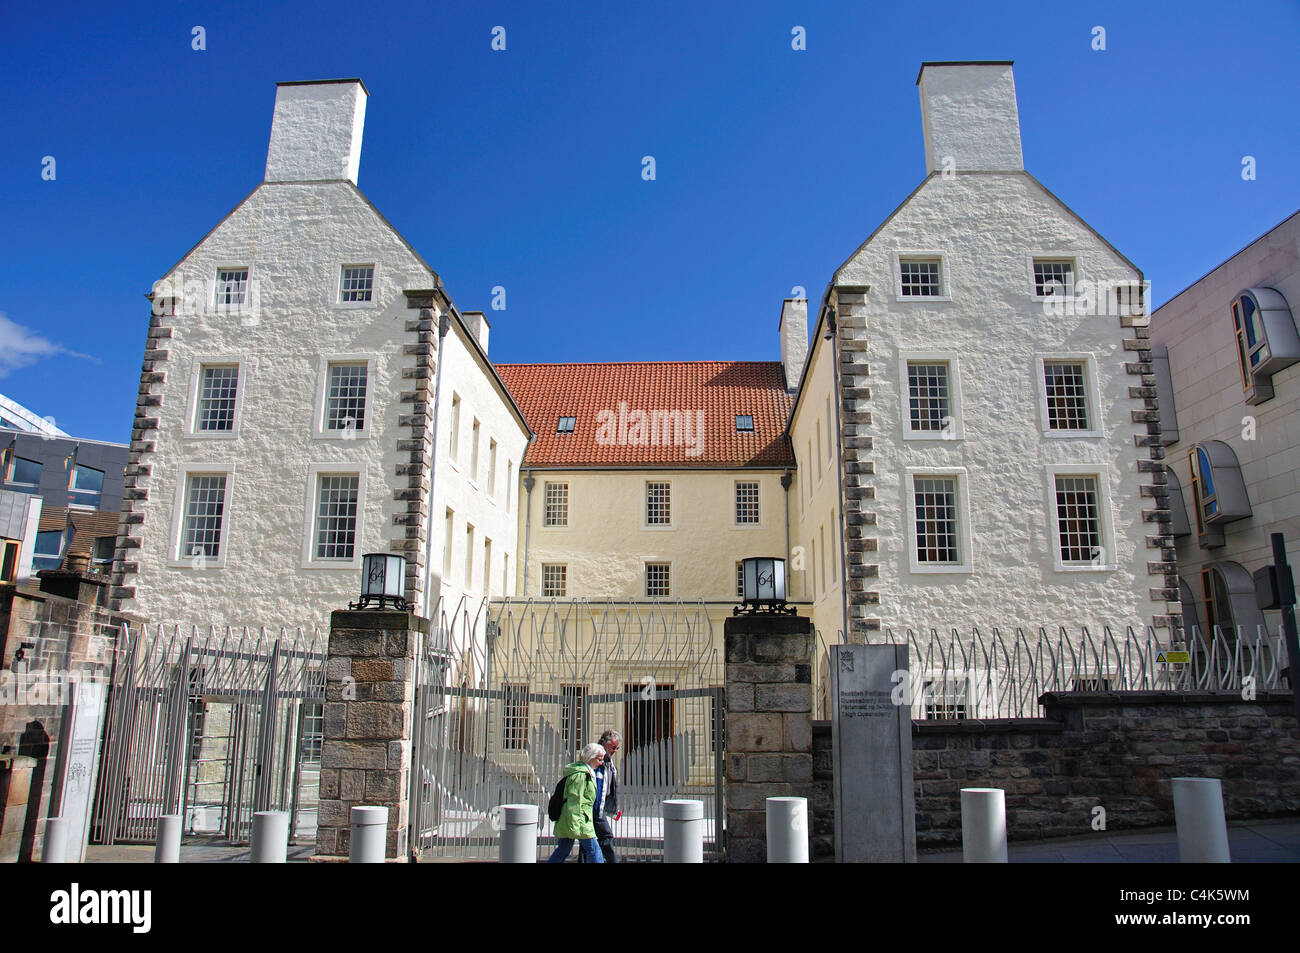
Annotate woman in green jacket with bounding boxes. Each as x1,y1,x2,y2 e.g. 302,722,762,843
546,743,606,863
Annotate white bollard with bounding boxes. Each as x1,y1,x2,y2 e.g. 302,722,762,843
155,814,182,863
498,804,539,863
766,796,809,863
250,810,290,863
961,788,1008,863
663,799,704,863
1173,778,1231,863
350,805,389,863
42,816,69,864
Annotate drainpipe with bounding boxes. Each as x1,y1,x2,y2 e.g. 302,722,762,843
780,469,793,585
420,295,453,618
825,294,851,644
521,470,535,595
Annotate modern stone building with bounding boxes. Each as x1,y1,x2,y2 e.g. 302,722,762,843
1150,209,1300,641
114,80,529,628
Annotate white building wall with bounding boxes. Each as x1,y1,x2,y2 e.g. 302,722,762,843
834,172,1162,633
125,181,434,628
428,320,530,620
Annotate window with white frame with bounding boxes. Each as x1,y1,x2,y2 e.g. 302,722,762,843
92,536,115,569
325,363,368,432
483,538,493,598
465,524,475,587
913,477,959,565
181,474,227,559
645,562,671,597
470,419,481,482
544,482,568,526
506,461,513,511
906,469,971,573
442,508,454,579
646,482,671,525
488,440,498,496
69,464,105,508
1032,258,1075,298
899,257,942,297
196,365,239,432
1054,474,1103,565
449,394,461,460
33,530,64,572
339,265,374,303
735,482,759,524
215,268,248,309
502,683,529,750
906,361,951,434
7,456,41,487
542,563,567,597
1043,361,1091,431
313,474,359,560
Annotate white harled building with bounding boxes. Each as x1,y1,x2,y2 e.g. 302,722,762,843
113,80,529,629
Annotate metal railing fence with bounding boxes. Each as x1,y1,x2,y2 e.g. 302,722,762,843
867,624,1289,720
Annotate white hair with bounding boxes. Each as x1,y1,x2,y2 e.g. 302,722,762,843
579,742,606,762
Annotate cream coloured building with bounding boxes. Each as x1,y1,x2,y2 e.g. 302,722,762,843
1150,210,1300,642
114,80,529,629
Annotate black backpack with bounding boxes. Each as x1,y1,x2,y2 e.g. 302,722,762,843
547,775,566,822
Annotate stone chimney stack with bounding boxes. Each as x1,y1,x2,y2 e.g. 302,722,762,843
779,298,809,392
916,62,1023,175
460,311,490,355
265,79,368,185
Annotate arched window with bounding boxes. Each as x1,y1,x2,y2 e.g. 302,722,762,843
1231,287,1300,404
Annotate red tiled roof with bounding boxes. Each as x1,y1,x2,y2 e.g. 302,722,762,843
494,362,795,468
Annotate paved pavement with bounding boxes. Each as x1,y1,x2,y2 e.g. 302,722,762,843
918,817,1300,863
80,817,1300,862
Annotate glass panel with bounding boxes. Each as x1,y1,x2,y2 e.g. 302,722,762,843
314,475,359,559
9,457,41,486
914,477,959,563
1055,475,1102,563
182,474,226,558
197,366,239,431
325,364,368,431
907,363,950,431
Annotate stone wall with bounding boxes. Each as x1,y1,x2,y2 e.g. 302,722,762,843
724,614,814,862
314,609,423,862
811,690,1300,856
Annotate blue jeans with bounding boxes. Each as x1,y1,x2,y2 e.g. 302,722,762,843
547,837,604,863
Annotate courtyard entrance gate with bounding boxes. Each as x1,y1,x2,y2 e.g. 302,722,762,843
410,599,725,861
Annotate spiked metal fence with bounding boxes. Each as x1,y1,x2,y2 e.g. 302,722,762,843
91,623,326,846
869,624,1289,720
410,598,724,861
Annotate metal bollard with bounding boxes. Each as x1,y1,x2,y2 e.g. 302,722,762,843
350,805,389,863
766,796,809,863
1173,778,1231,863
663,799,704,863
155,814,182,864
42,816,69,864
250,810,290,863
498,804,539,863
961,788,1008,863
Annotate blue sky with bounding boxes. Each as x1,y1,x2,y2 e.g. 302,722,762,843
2,0,1298,443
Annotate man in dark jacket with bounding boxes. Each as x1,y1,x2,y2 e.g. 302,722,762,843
591,729,621,863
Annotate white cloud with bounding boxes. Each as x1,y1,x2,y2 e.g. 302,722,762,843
0,312,94,376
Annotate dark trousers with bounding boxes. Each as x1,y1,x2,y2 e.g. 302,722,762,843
579,816,619,863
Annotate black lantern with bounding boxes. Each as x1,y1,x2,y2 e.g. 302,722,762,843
735,556,795,615
350,553,409,611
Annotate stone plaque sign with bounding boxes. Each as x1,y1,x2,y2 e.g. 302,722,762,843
50,680,108,863
830,643,916,862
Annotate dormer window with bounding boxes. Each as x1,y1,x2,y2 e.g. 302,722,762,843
735,415,754,433
557,416,576,434
1231,288,1300,404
